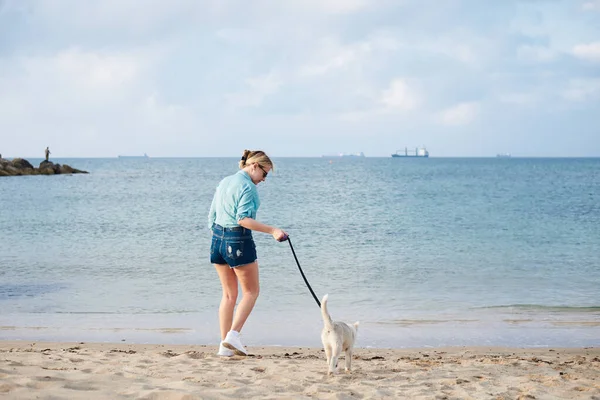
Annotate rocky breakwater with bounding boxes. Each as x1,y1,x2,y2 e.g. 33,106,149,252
0,158,89,176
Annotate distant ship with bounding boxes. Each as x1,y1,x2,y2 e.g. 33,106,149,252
118,153,149,159
392,147,429,158
496,153,511,158
322,152,365,158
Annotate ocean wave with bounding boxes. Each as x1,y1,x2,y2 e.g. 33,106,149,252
373,319,478,326
0,283,67,300
475,305,600,313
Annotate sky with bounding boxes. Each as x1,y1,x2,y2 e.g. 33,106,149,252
0,0,599,158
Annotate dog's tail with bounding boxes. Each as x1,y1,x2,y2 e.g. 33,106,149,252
321,294,333,330
353,321,360,331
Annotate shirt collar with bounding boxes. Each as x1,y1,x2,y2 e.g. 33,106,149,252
237,169,252,182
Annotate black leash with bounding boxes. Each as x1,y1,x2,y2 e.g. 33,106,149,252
283,236,321,308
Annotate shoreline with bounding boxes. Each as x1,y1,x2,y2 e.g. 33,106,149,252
2,313,599,349
2,339,599,353
1,340,599,399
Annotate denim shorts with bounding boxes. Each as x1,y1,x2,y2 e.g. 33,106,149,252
210,224,257,268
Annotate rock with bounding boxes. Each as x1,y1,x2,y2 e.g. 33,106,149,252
0,158,88,177
1,165,21,176
39,161,60,174
12,158,34,170
59,164,86,174
60,164,75,174
39,166,56,175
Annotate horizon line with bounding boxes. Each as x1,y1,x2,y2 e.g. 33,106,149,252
3,156,600,159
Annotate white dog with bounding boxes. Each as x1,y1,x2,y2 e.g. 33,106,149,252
320,294,359,375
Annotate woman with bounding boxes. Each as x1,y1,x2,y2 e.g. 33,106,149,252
208,150,288,356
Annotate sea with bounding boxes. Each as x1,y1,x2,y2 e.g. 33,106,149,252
1,157,599,349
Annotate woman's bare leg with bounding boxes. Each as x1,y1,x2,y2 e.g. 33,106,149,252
214,263,238,340
230,261,260,333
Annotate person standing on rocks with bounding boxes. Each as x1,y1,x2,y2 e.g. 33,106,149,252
45,147,51,161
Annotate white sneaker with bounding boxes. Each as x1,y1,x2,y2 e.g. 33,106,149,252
222,331,248,356
217,342,235,357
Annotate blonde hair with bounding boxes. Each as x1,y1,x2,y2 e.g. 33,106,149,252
239,150,274,170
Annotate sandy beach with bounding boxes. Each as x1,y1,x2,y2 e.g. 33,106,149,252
1,341,598,399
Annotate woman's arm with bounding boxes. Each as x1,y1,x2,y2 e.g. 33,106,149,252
238,217,287,241
207,193,217,229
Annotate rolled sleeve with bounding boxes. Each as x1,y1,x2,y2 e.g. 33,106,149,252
207,193,217,229
236,186,257,222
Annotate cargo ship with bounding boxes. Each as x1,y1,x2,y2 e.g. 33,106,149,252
118,153,149,159
392,147,429,158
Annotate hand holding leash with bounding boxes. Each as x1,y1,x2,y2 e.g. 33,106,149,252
272,228,288,242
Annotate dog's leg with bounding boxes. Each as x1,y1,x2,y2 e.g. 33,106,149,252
324,343,332,368
329,354,338,375
345,349,353,372
329,344,340,375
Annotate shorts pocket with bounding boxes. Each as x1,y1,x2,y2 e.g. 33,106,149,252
225,240,244,260
210,237,219,255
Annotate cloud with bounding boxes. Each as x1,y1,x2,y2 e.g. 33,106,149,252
225,73,283,108
0,43,197,156
380,79,420,112
517,45,557,63
572,42,600,62
298,38,368,78
562,79,600,102
21,0,201,34
582,0,600,11
438,102,479,126
52,49,139,90
1,0,599,157
334,78,420,121
498,92,539,106
0,48,146,118
292,0,371,14
297,33,399,78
